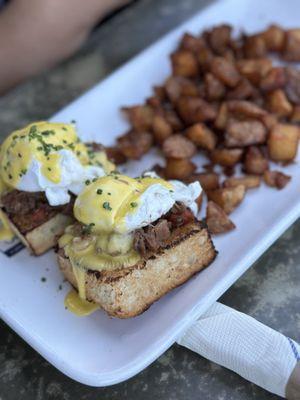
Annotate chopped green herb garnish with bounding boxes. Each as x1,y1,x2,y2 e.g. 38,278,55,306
8,174,12,180
97,189,103,195
103,202,112,211
48,167,52,171
82,222,95,235
85,180,91,185
62,127,67,131
18,153,22,158
107,192,111,196
130,202,138,208
63,140,67,144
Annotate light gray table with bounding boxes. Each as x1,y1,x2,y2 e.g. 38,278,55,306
0,1,299,399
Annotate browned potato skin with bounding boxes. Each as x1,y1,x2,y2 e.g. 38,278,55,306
152,115,173,144
204,73,226,101
244,146,269,175
226,79,256,100
118,131,153,160
185,172,219,192
263,170,291,189
243,35,267,59
171,50,199,78
180,33,205,53
290,106,300,124
165,76,199,103
162,134,196,159
261,25,285,52
176,96,217,124
206,185,246,214
237,59,272,85
260,67,286,92
210,57,240,87
268,124,299,162
214,102,228,130
283,29,300,61
223,175,261,189
122,105,154,132
185,123,217,151
164,158,196,180
206,201,236,234
225,118,267,147
210,148,243,167
267,90,293,118
206,24,232,55
226,100,267,119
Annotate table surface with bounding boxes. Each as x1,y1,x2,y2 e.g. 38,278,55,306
0,0,299,399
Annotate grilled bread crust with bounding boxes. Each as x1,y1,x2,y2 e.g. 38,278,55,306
58,221,217,318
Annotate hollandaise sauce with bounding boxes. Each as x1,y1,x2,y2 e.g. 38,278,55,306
64,290,99,316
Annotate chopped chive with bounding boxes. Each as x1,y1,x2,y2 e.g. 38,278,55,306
103,202,112,211
130,202,138,208
85,180,91,185
97,189,103,195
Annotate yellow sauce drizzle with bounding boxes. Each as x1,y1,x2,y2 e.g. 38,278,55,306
64,290,99,316
0,209,14,241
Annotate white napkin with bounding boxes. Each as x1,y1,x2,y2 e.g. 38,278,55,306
177,302,300,399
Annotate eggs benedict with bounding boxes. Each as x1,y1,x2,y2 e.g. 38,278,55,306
58,172,216,318
0,121,115,254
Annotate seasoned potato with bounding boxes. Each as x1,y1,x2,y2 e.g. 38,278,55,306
268,124,299,162
210,148,243,166
105,146,127,165
196,192,203,212
171,50,199,78
226,79,256,100
290,106,300,123
226,100,266,119
206,24,232,55
206,201,236,234
260,67,286,92
186,172,219,191
263,170,291,189
244,146,269,175
243,35,267,59
162,134,196,159
237,59,272,85
164,158,196,180
225,118,267,147
267,90,293,118
197,46,214,70
180,33,205,53
118,131,153,160
176,96,217,124
152,115,173,144
210,57,240,87
122,105,154,132
223,175,261,189
283,29,300,61
164,109,184,131
214,102,228,129
207,185,246,214
261,25,285,52
185,123,217,151
165,76,199,103
204,73,226,101
285,67,300,104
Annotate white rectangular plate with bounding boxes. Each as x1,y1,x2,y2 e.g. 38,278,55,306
1,0,300,387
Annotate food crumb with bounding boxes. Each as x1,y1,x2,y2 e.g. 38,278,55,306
41,277,47,282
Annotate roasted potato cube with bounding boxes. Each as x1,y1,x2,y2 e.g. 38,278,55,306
164,109,184,131
165,76,199,103
207,185,246,214
214,102,228,130
263,170,291,189
186,172,219,191
122,105,154,132
118,131,153,160
244,35,267,59
290,105,300,123
210,148,243,167
197,46,214,70
162,134,196,159
268,124,299,162
244,146,269,175
283,29,300,61
206,24,232,55
267,89,293,118
225,118,267,147
204,73,226,101
180,33,205,53
260,67,286,92
226,79,256,100
237,59,272,85
152,115,173,144
226,100,267,119
185,123,217,151
176,96,217,124
164,158,196,180
261,25,285,52
223,175,261,189
206,201,236,234
210,57,240,87
285,67,300,105
105,146,127,165
171,50,199,78
196,192,203,212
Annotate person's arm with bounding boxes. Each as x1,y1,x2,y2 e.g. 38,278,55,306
0,0,130,94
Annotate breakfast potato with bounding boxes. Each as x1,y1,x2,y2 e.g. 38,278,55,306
237,59,272,85
260,67,286,92
223,175,261,189
268,124,299,162
225,119,267,147
171,50,199,78
263,170,291,189
206,201,236,234
290,106,300,123
152,115,173,144
122,105,154,132
285,67,300,104
205,24,232,55
244,146,269,175
176,96,217,124
261,25,285,52
206,184,246,214
105,146,127,165
186,172,219,191
164,158,196,180
210,57,240,87
197,46,214,70
185,123,217,151
267,89,293,118
164,109,184,131
243,35,267,59
283,29,300,61
226,100,267,119
162,134,196,159
210,148,243,167
204,73,226,101
165,76,199,103
226,79,256,100
118,131,153,160
180,33,205,53
214,102,228,129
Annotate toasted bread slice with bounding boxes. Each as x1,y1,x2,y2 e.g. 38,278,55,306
58,221,217,318
1,210,73,255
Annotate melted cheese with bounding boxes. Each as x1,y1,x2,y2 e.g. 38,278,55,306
64,290,99,316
